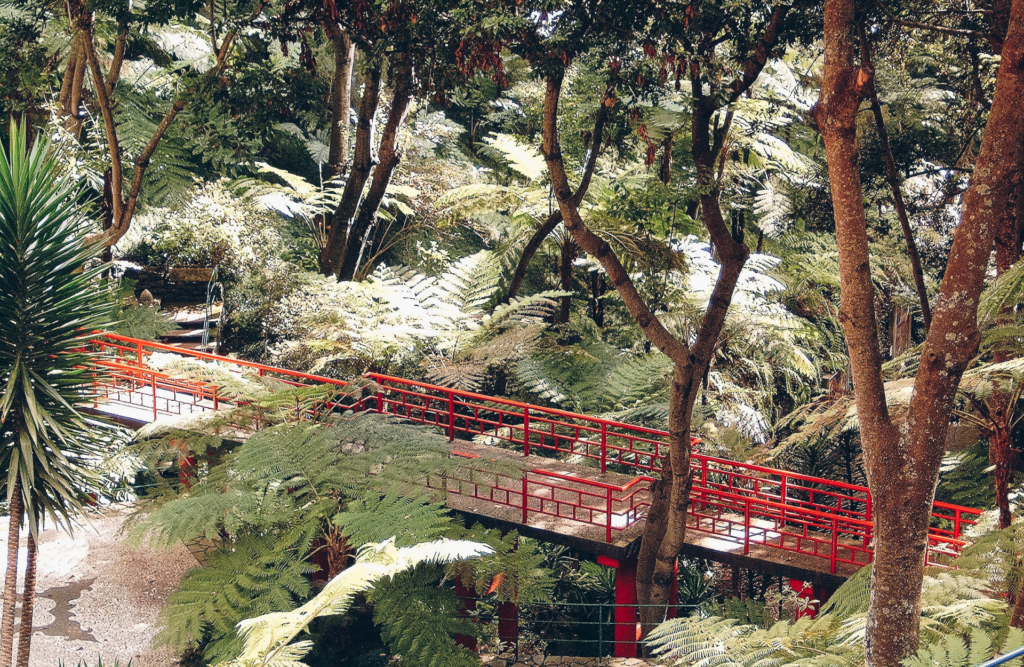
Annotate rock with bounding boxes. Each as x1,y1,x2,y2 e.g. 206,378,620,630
138,289,154,305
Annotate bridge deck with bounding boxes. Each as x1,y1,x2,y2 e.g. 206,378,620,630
81,332,982,585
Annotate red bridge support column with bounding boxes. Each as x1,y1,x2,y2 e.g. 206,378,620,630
497,601,518,651
454,576,478,652
789,580,835,619
598,553,639,658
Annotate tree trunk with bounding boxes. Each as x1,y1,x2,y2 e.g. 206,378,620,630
558,240,573,323
993,425,1014,530
589,270,606,326
321,67,383,276
859,27,932,331
327,30,356,178
814,0,1024,664
659,135,673,184
14,535,36,667
333,58,414,281
0,477,22,667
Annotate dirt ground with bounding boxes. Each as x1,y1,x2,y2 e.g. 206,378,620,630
0,506,196,667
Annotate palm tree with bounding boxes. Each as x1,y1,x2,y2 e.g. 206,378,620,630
0,122,112,667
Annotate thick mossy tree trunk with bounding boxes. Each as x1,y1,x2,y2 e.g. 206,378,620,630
814,0,1024,664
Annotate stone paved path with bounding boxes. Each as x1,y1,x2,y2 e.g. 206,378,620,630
0,506,195,666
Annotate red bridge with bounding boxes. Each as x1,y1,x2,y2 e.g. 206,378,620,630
83,332,982,656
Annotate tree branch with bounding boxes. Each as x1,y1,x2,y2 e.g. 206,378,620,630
505,84,614,300
541,74,690,364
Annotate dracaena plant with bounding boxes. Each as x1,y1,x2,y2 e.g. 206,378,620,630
0,121,113,667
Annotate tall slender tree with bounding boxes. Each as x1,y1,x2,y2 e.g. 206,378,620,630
0,122,112,667
813,1,1024,666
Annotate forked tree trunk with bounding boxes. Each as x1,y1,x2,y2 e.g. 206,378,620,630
334,58,414,281
0,477,22,667
539,71,750,634
14,535,36,667
814,0,1024,664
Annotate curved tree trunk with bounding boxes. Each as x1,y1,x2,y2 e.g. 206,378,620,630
504,88,612,301
14,535,36,667
0,477,23,667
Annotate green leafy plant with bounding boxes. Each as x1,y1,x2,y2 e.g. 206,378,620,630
0,121,113,666
214,538,492,667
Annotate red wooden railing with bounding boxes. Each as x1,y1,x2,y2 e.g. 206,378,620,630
84,333,982,572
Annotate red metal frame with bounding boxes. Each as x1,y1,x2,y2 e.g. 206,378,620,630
84,333,983,573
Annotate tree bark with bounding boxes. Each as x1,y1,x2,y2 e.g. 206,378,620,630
74,0,269,249
814,0,1024,664
558,239,574,323
321,66,382,276
0,477,22,667
333,58,414,281
540,70,751,635
659,135,673,185
14,536,35,667
327,30,356,178
859,27,932,331
505,89,612,301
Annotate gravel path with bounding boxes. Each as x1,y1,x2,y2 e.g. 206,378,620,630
0,506,196,667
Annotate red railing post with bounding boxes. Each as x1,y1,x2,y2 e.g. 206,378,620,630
213,387,219,411
954,509,962,539
606,488,614,543
743,498,751,555
448,390,456,442
779,476,787,530
522,475,529,524
864,494,873,548
830,517,839,574
137,341,144,365
523,407,530,456
601,422,608,473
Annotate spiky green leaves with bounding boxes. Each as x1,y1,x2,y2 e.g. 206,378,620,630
0,120,112,532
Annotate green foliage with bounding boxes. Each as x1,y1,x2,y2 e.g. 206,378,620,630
214,538,492,667
371,566,480,667
157,534,316,664
906,628,1024,667
334,491,452,548
649,562,1009,667
107,279,179,340
0,122,113,531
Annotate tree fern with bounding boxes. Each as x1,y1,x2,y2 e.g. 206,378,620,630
157,533,316,665
214,538,492,667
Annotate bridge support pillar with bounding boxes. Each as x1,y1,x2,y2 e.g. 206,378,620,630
598,553,639,658
454,575,478,652
789,580,834,619
497,601,518,651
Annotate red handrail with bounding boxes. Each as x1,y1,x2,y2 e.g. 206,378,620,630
85,333,984,562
